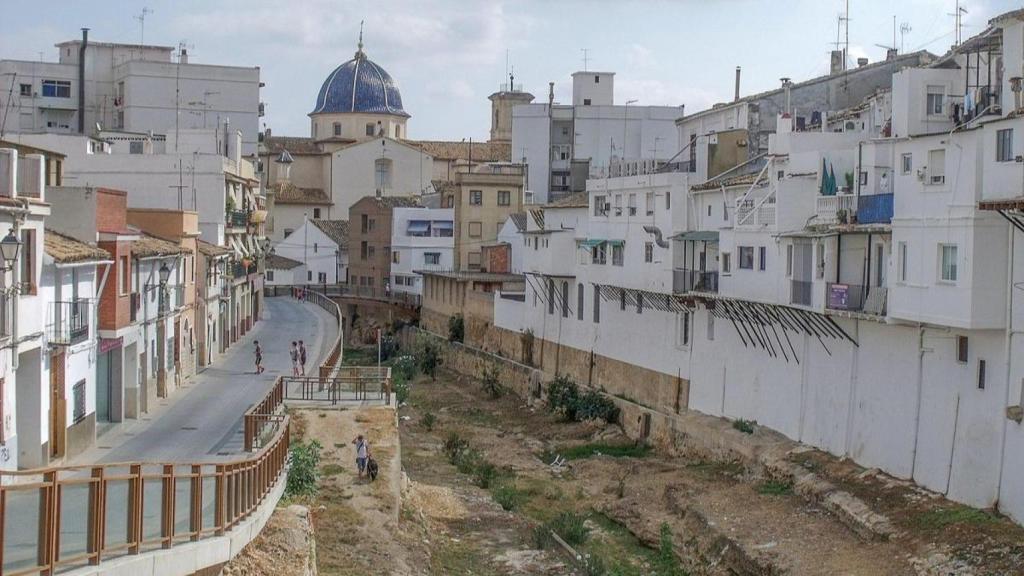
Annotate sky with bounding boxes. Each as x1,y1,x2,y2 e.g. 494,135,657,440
1,0,1019,142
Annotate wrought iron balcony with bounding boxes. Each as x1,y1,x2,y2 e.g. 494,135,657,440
826,283,887,315
672,269,719,294
226,209,249,228
49,300,90,346
856,193,894,224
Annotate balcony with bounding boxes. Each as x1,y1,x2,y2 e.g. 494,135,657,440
790,280,812,306
226,209,249,229
672,269,719,294
826,283,887,316
856,193,894,224
49,300,89,346
735,201,776,228
815,194,857,224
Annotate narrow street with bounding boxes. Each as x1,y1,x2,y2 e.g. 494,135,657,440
83,297,336,464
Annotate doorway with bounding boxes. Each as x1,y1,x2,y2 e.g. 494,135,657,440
49,350,66,459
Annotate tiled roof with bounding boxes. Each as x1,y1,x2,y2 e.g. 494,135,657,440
44,229,110,264
310,219,348,249
690,172,768,192
508,212,527,232
262,136,325,156
546,192,589,209
266,253,303,270
312,50,409,117
197,239,232,258
132,233,191,258
274,182,332,205
409,140,511,162
354,195,421,210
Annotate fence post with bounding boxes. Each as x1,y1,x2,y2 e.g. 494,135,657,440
214,464,226,536
161,464,174,548
128,464,143,554
38,471,57,575
190,465,202,541
88,467,105,565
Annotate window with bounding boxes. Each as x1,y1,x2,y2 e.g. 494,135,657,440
360,241,368,260
901,153,912,175
19,83,31,96
927,149,945,185
368,218,376,232
978,359,987,390
786,245,793,277
859,171,868,186
738,246,754,270
758,246,766,271
470,190,483,205
594,195,607,216
266,270,275,282
926,86,944,115
644,242,654,263
129,141,143,155
41,79,71,98
368,246,376,258
361,214,369,233
613,195,622,216
611,244,624,266
636,293,644,314
313,242,319,253
577,284,584,320
593,285,601,323
374,158,392,190
620,289,626,311
592,243,607,265
722,252,731,274
73,380,86,424
118,254,129,295
366,123,375,136
666,192,671,210
594,75,600,83
708,205,712,217
547,278,555,315
940,244,958,282
318,272,327,283
997,129,1014,162
561,281,569,318
468,221,482,237
497,190,511,206
898,241,908,282
392,251,399,264
395,125,401,138
583,98,592,106
307,270,313,281
628,194,637,216
646,192,655,215
676,311,690,348
284,228,294,238
816,243,825,279
424,252,441,265
313,208,321,218
333,122,342,136
957,336,968,364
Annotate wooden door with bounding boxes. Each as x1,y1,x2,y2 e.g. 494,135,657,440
50,350,66,458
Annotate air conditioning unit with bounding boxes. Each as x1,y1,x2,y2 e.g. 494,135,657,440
916,169,926,182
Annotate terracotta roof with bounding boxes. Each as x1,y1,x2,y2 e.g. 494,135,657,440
132,233,191,258
266,253,303,270
353,195,421,210
274,182,332,205
197,239,232,258
690,172,768,192
262,136,326,156
546,192,589,209
44,229,110,264
310,219,348,249
409,140,511,162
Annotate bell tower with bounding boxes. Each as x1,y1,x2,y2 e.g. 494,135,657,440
488,71,534,144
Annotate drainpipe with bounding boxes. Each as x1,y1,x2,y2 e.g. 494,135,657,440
910,325,932,477
78,28,88,134
996,222,1019,512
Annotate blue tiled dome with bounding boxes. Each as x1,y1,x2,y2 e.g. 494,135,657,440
311,46,409,118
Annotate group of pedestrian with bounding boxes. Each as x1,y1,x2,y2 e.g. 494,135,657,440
291,286,307,301
253,340,306,376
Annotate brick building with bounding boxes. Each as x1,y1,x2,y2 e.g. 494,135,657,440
347,195,420,296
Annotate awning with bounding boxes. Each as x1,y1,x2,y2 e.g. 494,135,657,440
433,220,453,230
407,220,430,233
579,239,625,248
671,231,720,242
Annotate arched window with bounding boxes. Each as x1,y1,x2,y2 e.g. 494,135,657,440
577,283,584,320
333,122,342,136
561,281,569,317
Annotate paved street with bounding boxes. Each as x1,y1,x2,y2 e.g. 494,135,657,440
89,296,336,464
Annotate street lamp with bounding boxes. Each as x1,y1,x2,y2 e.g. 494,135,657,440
0,229,21,272
158,262,171,286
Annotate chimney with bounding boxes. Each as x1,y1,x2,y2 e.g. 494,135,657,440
548,82,555,108
780,78,792,116
734,66,741,102
180,48,189,64
886,48,898,61
857,57,869,67
78,28,89,134
830,50,845,75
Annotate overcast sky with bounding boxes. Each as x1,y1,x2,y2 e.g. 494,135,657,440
1,0,1017,142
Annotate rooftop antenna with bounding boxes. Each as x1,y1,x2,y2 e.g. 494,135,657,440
900,22,912,53
135,7,153,45
949,1,967,46
581,48,590,72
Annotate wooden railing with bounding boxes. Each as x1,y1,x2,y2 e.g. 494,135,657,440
242,377,285,452
297,289,344,383
0,417,290,576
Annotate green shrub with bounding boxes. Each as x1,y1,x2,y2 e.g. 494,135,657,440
757,480,793,496
547,374,580,420
286,440,323,497
732,419,756,434
575,389,619,423
532,524,552,549
491,483,527,511
416,337,442,381
654,523,686,576
421,411,436,431
480,364,504,399
379,332,398,360
546,511,589,546
393,372,410,406
392,354,417,381
448,314,465,343
471,458,498,488
443,432,469,463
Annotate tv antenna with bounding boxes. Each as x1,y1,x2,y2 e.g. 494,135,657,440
581,48,590,72
900,22,911,53
949,1,967,46
135,7,153,45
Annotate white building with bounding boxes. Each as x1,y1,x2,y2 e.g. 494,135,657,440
496,213,526,274
390,206,454,295
0,31,262,154
269,218,348,285
511,71,681,204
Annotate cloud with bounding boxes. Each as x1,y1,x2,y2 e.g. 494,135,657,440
615,78,721,112
626,44,654,69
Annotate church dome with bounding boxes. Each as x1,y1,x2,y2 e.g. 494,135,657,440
311,40,409,118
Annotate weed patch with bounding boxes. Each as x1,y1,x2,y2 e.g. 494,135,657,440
321,463,345,477
913,506,999,530
756,480,793,496
552,442,651,461
491,483,528,511
732,418,756,434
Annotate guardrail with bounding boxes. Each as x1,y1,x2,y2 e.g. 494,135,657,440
263,284,421,307
282,369,392,406
0,416,290,576
242,378,286,452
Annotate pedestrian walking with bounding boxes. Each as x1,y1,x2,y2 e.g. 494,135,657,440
299,340,307,376
290,341,300,376
353,434,371,479
254,340,264,374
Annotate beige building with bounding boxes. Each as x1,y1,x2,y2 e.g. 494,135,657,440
446,163,526,270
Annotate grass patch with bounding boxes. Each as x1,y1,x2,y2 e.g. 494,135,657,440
420,411,436,431
686,459,745,478
756,480,793,496
732,418,756,434
491,483,528,511
321,463,345,477
913,506,999,530
546,511,590,546
429,539,492,575
548,442,651,461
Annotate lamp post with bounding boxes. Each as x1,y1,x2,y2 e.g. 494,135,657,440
0,229,22,273
623,99,638,171
158,262,170,316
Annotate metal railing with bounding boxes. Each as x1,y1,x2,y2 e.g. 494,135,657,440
263,284,421,307
672,269,719,294
816,194,857,224
282,369,392,406
48,300,90,346
791,280,813,306
0,415,290,576
826,283,888,316
225,210,249,228
856,193,894,224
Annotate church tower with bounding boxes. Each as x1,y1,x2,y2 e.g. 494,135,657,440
488,73,534,144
